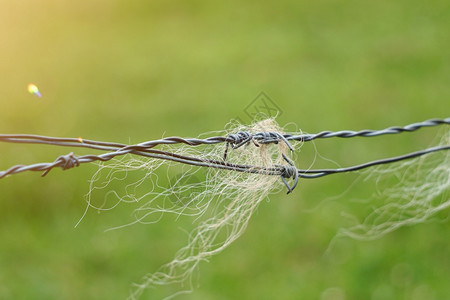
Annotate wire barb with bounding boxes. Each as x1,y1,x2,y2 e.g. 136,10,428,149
41,152,80,177
254,132,294,151
223,130,294,161
223,131,255,161
278,153,299,194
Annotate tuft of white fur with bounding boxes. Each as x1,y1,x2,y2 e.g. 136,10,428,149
336,130,449,240
82,118,301,299
82,119,449,298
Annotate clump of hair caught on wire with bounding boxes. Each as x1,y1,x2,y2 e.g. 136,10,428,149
336,129,449,241
82,118,301,299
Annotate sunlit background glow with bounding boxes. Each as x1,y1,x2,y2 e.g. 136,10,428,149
0,1,448,299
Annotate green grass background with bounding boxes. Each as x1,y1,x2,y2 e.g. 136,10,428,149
0,0,449,299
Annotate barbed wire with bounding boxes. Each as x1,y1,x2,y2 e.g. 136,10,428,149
2,118,448,150
284,117,450,141
0,118,448,193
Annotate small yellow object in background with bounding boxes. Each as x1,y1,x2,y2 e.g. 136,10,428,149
78,137,83,143
27,83,41,97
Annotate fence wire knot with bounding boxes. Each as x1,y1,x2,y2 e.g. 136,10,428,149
277,153,299,194
224,131,254,160
278,164,299,194
224,131,295,161
227,131,254,149
42,152,80,177
254,132,294,151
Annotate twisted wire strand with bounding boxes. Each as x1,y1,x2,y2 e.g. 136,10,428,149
296,145,450,178
0,118,448,193
1,118,448,151
285,118,450,142
0,142,447,194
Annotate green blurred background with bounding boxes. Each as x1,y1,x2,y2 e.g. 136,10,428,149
0,0,449,299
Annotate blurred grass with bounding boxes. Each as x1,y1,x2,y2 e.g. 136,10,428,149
0,0,449,299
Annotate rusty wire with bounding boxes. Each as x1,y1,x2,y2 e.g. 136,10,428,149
0,118,449,193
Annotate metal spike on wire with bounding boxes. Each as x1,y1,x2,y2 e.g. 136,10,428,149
0,117,449,193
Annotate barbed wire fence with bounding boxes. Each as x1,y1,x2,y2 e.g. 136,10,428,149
1,115,449,299
1,118,448,187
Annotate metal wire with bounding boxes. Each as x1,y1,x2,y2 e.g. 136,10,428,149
0,118,448,193
1,118,448,151
284,118,450,142
296,145,450,178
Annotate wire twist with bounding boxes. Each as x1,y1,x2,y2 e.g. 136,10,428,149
278,153,299,194
41,152,80,177
285,118,450,142
223,131,294,161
